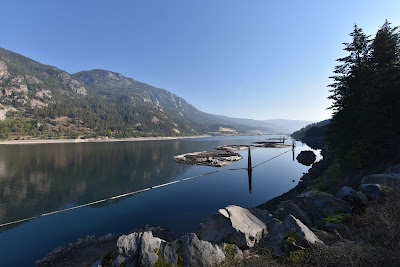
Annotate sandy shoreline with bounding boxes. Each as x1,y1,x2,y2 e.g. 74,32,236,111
0,135,212,145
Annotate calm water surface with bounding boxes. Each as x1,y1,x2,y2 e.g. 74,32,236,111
0,135,320,266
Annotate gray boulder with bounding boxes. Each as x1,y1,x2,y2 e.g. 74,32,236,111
359,184,389,200
262,215,323,256
248,207,282,232
296,150,316,166
265,217,283,233
181,233,225,266
114,231,163,266
201,205,267,248
336,186,368,207
273,200,313,227
361,174,400,187
115,232,142,266
336,186,356,200
159,240,180,266
138,232,162,266
248,207,271,223
297,190,351,220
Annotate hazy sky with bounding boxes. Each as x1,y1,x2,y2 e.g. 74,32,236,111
1,0,399,121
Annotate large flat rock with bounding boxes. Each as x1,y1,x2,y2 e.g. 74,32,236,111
201,205,267,248
262,215,323,256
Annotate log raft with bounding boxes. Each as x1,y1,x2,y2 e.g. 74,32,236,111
251,141,291,148
173,150,242,167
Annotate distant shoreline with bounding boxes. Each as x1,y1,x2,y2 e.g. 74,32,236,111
0,135,213,145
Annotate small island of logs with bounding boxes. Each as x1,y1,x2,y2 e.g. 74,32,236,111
216,145,249,151
173,150,243,167
251,141,291,148
174,137,292,167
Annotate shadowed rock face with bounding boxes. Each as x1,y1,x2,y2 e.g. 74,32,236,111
180,233,225,267
200,205,267,248
359,184,387,201
336,186,368,207
361,174,400,187
273,200,313,227
297,190,351,220
296,150,316,166
261,215,324,256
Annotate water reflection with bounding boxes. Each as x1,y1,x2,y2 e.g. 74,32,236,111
0,136,322,266
248,168,252,194
0,141,195,226
0,136,318,231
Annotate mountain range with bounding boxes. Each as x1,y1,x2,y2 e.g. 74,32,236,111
0,47,311,140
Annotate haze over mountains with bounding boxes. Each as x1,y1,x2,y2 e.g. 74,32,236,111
0,47,311,139
214,115,312,134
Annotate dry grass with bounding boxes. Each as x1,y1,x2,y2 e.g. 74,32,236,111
299,242,394,267
253,187,400,266
297,187,400,266
344,187,400,252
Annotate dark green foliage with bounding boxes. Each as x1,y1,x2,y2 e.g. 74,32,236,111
291,119,330,139
327,21,400,168
304,124,328,137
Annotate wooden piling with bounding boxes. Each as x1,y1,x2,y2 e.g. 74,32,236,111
248,166,252,194
292,139,296,161
248,146,252,172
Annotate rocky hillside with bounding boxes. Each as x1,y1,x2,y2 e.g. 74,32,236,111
0,47,271,140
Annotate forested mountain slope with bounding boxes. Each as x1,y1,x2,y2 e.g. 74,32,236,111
0,48,271,140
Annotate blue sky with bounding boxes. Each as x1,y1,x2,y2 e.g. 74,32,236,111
1,0,399,121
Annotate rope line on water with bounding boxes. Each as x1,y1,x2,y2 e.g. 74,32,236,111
0,148,292,228
252,149,292,169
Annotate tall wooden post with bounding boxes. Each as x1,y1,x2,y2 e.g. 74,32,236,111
292,139,296,161
247,146,252,194
248,166,252,194
247,146,252,172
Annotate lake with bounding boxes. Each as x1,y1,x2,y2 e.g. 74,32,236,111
0,135,321,266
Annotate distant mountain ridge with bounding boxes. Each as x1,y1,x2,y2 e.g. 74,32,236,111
262,119,313,134
0,47,309,140
214,116,313,134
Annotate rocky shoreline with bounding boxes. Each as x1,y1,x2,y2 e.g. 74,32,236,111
36,139,400,266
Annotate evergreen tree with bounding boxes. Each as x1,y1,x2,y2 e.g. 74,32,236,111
327,25,373,167
327,21,400,168
368,20,400,158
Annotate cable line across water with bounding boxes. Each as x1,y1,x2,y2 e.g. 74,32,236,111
0,148,293,228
